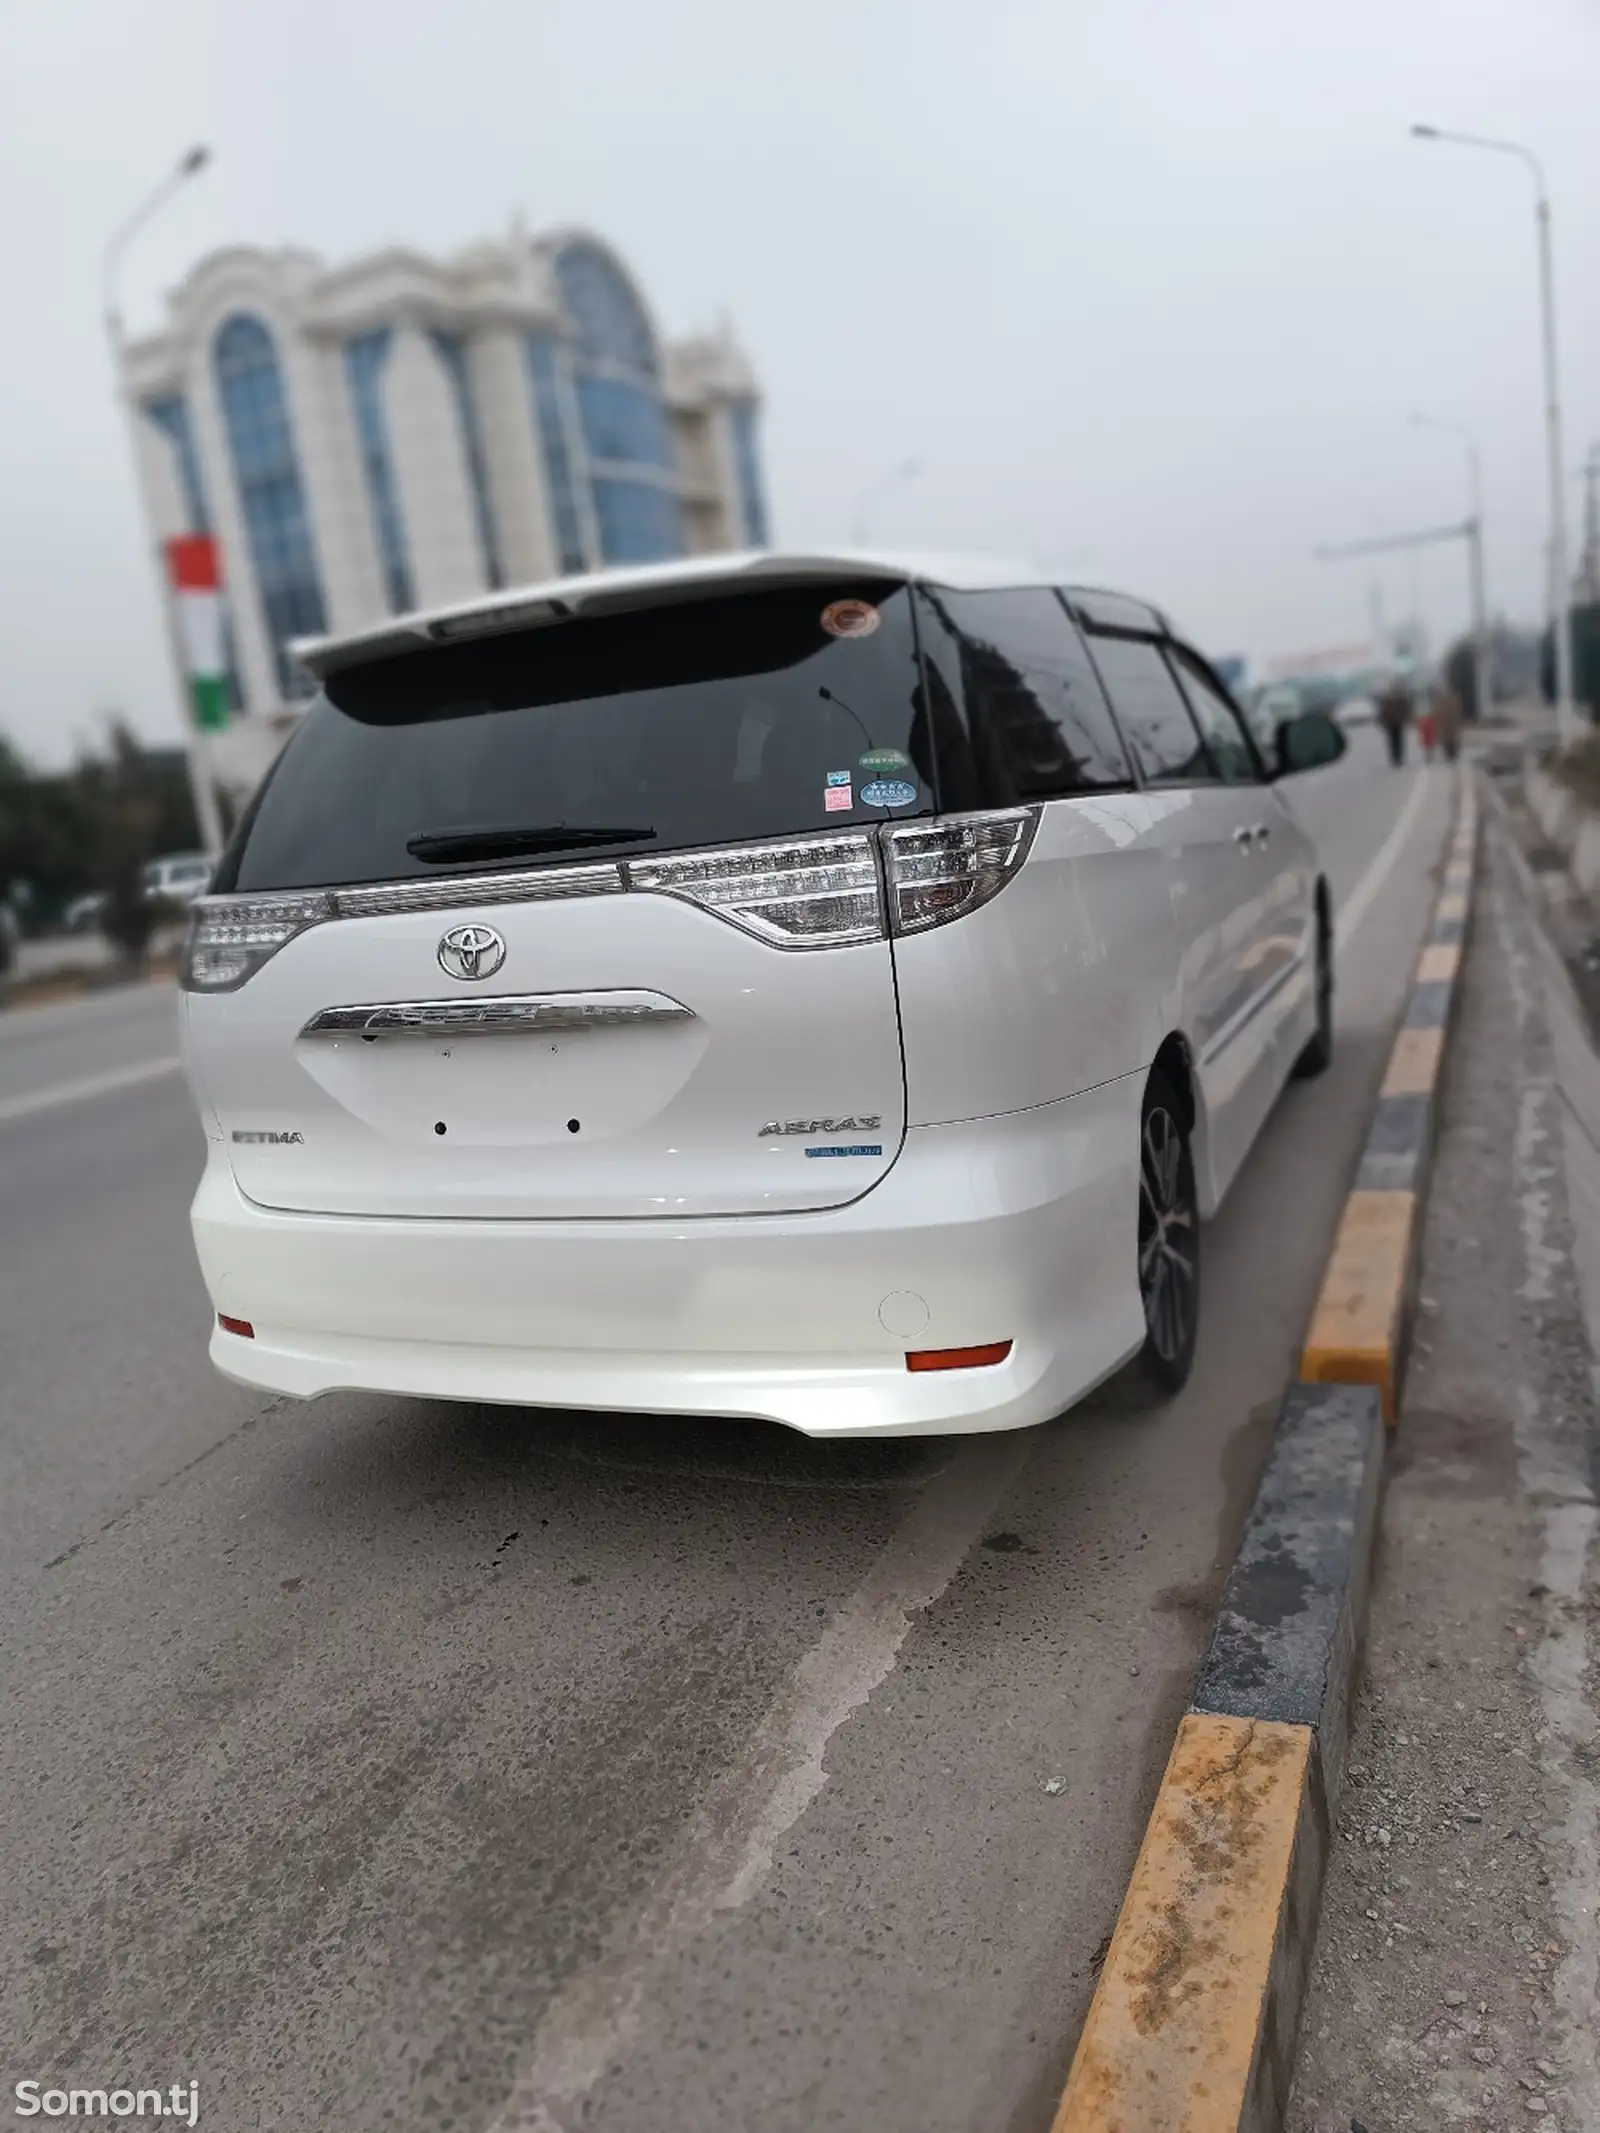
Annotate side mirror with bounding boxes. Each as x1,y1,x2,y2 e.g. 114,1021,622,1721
1275,709,1348,776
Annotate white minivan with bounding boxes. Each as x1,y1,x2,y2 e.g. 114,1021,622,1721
179,552,1344,1438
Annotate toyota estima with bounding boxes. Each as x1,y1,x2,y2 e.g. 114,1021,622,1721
180,552,1345,1437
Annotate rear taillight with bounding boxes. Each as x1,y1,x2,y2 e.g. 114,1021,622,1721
626,834,883,948
884,809,1039,935
182,892,335,993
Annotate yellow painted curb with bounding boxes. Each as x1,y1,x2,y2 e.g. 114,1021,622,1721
1299,1189,1416,1424
1054,1714,1313,2133
1415,941,1460,984
1381,1026,1444,1098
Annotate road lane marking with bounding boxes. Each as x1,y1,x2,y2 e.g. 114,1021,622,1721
1335,768,1433,949
483,1430,1034,2131
0,1056,182,1127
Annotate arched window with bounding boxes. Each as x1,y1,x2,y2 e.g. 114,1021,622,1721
214,313,326,695
542,242,685,569
553,243,659,377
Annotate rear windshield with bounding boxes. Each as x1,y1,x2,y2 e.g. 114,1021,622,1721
217,583,932,893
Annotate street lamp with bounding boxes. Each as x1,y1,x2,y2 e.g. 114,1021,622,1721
852,458,920,546
103,145,212,340
101,146,225,858
1411,124,1578,742
1410,412,1489,723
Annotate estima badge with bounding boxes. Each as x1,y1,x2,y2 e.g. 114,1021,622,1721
437,923,507,981
759,1115,882,1137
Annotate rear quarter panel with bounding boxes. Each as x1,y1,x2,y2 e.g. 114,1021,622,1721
892,793,1174,1126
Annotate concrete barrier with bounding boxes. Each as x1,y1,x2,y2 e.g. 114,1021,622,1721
1053,774,1476,2133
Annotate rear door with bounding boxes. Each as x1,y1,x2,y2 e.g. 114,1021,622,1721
1167,641,1313,1063
183,581,930,1221
1080,630,1270,1188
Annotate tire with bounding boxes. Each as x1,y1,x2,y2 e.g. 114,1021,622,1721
1131,1071,1201,1398
1292,904,1333,1080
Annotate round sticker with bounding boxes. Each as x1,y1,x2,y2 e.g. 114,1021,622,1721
820,598,881,640
857,746,912,778
860,777,919,809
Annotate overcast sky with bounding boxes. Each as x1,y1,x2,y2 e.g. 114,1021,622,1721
1,0,1596,764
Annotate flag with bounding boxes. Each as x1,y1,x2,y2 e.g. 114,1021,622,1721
165,534,229,734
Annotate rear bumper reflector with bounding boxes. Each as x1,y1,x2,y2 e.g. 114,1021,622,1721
217,1314,255,1339
906,1340,1013,1373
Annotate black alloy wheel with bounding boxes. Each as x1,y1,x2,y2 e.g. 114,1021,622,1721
1134,1072,1200,1396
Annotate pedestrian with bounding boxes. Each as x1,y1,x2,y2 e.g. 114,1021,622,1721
1376,672,1412,768
1432,676,1464,764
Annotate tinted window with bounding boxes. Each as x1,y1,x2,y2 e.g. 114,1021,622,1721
914,588,1132,801
1085,634,1217,785
1169,645,1260,782
219,584,932,893
1063,586,1166,635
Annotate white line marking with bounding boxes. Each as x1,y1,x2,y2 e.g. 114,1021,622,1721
484,1432,1033,2131
1335,767,1437,949
0,1056,181,1127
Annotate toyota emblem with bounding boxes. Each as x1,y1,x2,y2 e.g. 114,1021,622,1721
437,922,507,981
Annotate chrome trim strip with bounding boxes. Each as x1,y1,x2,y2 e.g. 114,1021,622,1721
331,862,624,917
299,990,696,1039
1198,946,1308,1068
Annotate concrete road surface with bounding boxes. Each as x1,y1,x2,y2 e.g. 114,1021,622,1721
0,731,1453,2133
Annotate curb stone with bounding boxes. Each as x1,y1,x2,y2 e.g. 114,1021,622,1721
1053,774,1475,2133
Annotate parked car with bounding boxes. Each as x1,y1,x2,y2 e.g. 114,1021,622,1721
179,552,1344,1437
143,853,213,908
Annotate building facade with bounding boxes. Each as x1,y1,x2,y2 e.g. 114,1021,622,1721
119,220,769,796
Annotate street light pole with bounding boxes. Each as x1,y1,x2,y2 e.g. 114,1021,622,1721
1411,412,1489,722
101,146,226,858
1411,125,1578,742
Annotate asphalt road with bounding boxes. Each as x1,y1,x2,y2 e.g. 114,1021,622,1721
0,729,1454,2133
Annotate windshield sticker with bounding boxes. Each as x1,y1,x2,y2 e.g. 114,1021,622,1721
820,598,881,639
857,746,912,778
859,777,918,809
826,770,852,786
824,782,853,812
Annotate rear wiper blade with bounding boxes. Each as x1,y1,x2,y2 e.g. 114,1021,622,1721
406,824,657,864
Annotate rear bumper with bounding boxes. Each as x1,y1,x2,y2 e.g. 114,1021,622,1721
191,1075,1146,1437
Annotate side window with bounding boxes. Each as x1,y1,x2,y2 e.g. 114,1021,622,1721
1168,644,1261,783
1084,633,1218,785
917,588,1133,801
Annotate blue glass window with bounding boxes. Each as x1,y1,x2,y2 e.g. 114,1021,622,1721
591,478,686,565
729,402,769,548
143,396,209,532
573,375,675,471
214,313,327,696
525,335,589,573
429,331,503,591
553,244,658,376
343,330,414,615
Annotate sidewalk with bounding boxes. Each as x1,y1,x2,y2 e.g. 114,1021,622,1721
1287,786,1600,2129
